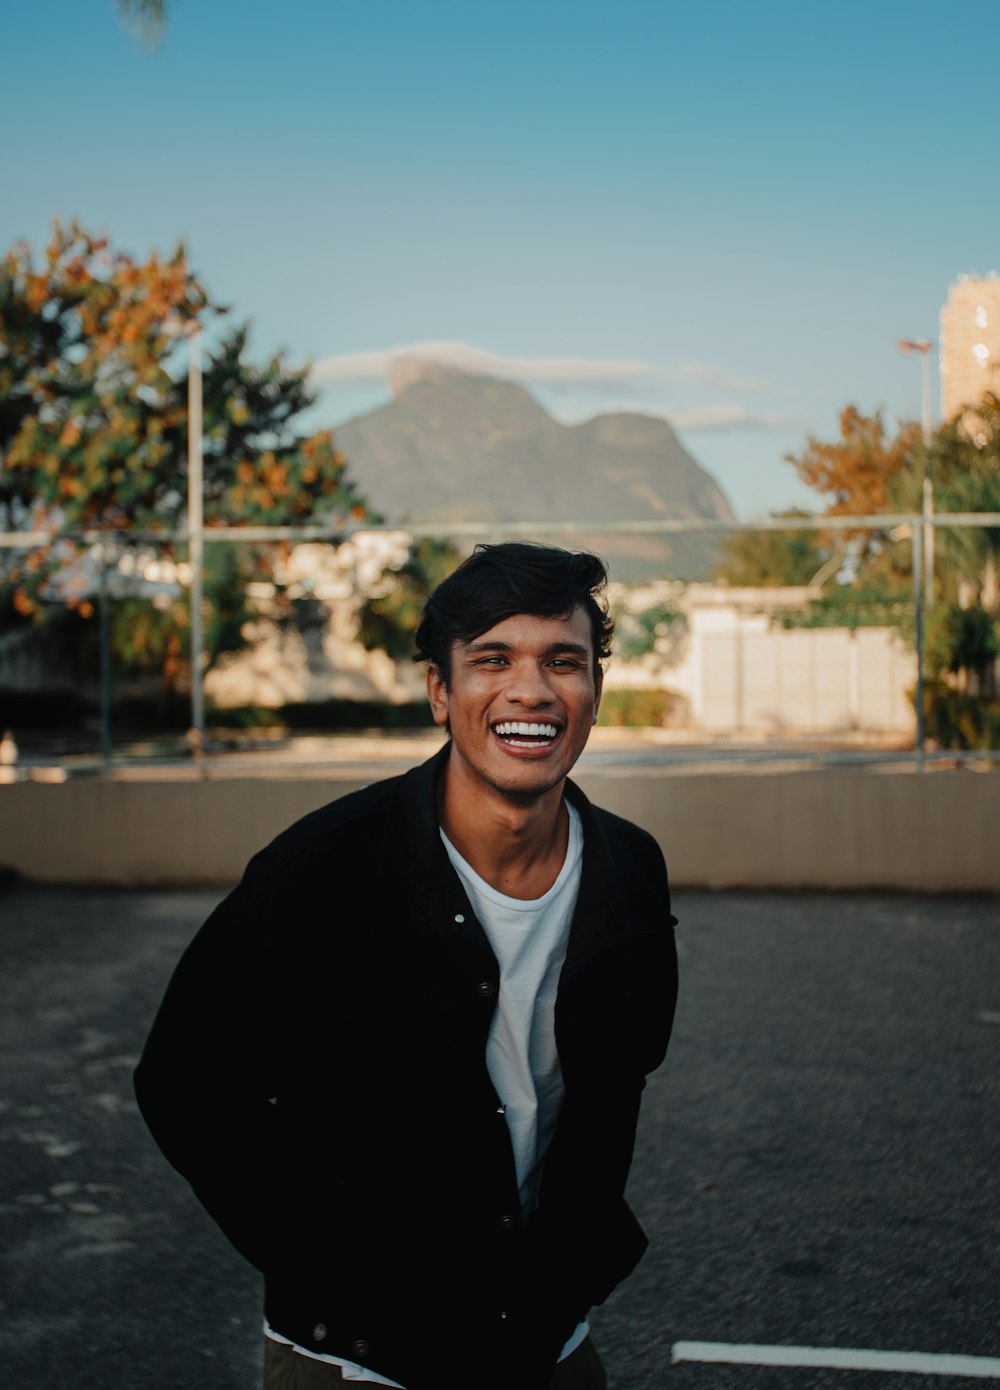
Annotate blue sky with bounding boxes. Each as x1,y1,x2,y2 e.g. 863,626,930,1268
4,0,999,517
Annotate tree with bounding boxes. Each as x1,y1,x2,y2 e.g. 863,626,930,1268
898,399,1000,747
785,398,1000,745
921,601,1000,749
783,404,933,614
777,581,912,631
887,405,1000,609
713,509,829,587
0,220,204,541
926,603,999,696
787,405,921,518
786,400,1000,605
356,538,461,663
117,0,167,44
0,221,370,698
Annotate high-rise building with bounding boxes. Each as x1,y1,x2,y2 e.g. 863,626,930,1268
939,275,1000,432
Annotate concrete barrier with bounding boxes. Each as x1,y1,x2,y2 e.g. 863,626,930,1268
575,770,999,892
0,769,997,892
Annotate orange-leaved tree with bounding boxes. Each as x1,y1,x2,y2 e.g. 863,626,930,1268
783,403,922,590
787,405,921,518
0,220,370,697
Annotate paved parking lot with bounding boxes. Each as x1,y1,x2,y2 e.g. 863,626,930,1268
1,885,998,1389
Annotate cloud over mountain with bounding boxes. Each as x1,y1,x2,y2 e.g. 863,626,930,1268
311,340,769,402
312,341,650,392
669,403,799,432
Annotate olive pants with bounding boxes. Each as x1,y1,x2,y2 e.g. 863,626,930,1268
264,1334,608,1390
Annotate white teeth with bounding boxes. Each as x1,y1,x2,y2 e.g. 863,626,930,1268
493,721,559,738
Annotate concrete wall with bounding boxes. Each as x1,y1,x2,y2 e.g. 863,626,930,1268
1,770,997,892
579,771,998,892
696,626,914,733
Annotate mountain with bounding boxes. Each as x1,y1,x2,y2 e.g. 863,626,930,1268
333,367,735,579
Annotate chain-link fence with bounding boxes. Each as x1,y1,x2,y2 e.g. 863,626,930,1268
2,513,999,779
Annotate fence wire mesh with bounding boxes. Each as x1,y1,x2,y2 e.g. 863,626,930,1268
2,513,999,779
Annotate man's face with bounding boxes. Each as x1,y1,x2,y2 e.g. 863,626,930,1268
426,607,602,803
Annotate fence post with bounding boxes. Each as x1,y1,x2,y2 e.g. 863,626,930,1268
187,326,205,743
97,539,112,780
912,522,925,771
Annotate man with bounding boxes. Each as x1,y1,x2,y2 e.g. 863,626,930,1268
135,542,678,1390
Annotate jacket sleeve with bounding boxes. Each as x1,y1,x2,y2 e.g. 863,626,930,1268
134,871,287,1273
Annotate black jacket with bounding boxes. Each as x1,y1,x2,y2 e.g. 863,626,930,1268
134,745,678,1390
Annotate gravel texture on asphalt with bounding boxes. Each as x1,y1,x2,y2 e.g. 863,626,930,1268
1,885,998,1389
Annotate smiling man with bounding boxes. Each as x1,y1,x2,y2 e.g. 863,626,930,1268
135,542,678,1390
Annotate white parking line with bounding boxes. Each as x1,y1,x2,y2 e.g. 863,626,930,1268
671,1342,1000,1379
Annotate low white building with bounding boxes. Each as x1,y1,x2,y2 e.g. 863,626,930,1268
605,583,916,734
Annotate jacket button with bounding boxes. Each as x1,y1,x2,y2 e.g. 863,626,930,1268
352,1339,370,1359
478,981,495,997
312,1324,327,1342
500,1214,515,1229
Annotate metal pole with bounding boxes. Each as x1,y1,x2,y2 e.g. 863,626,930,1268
912,523,925,772
98,541,112,780
920,348,933,443
899,339,935,612
920,348,935,611
188,326,205,743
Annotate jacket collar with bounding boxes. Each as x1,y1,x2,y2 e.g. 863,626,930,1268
377,741,662,981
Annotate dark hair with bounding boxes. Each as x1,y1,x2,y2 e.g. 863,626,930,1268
414,541,613,682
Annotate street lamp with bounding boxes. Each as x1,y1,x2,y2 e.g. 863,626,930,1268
898,337,935,609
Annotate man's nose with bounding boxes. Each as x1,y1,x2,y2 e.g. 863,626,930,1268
504,662,556,704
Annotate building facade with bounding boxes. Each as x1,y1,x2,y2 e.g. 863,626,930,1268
940,274,1000,432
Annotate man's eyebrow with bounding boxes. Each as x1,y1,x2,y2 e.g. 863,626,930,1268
545,642,590,657
463,640,513,654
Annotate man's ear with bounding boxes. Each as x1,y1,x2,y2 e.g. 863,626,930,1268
592,667,603,726
426,664,450,728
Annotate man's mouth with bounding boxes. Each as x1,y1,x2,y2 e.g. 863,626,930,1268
492,720,561,749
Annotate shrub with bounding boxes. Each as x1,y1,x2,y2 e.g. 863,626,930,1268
921,679,1000,751
597,688,683,728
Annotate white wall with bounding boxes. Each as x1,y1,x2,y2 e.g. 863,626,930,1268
695,626,915,733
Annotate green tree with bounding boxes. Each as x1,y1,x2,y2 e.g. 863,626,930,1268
611,600,685,663
921,601,1000,749
901,399,1000,746
713,509,829,587
925,603,999,695
356,539,461,663
778,581,912,631
887,404,1000,609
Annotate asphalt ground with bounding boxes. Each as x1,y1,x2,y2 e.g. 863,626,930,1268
6,726,947,784
1,885,998,1390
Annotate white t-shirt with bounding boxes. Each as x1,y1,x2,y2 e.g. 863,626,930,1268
442,800,583,1215
442,800,589,1367
265,801,587,1386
